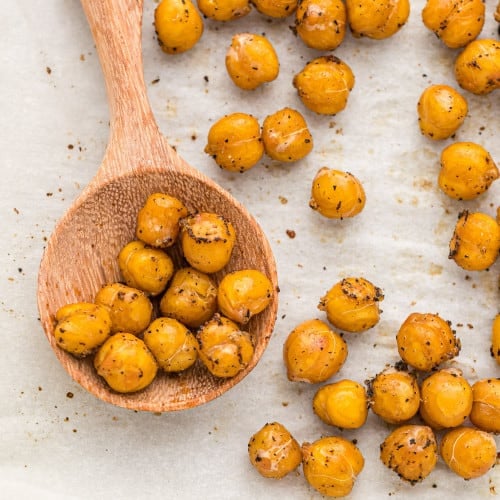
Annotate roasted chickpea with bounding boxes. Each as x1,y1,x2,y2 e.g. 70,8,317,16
179,212,236,273
302,436,364,497
420,368,473,429
136,193,188,248
204,113,264,172
94,333,158,393
449,210,500,271
159,267,218,328
295,0,346,51
261,107,313,162
346,0,410,39
196,314,254,378
310,168,366,219
94,283,153,335
283,318,348,383
318,277,383,332
422,0,485,49
438,142,499,200
248,422,302,479
367,366,420,424
417,84,468,140
492,314,500,365
53,302,112,357
143,317,199,372
197,0,251,21
154,0,204,54
454,39,500,95
440,427,497,479
380,425,438,484
293,56,355,115
469,378,500,433
396,312,460,371
313,379,368,429
251,0,298,17
496,1,500,22
118,240,174,296
225,33,279,90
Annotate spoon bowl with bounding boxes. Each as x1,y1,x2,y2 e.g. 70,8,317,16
37,0,278,412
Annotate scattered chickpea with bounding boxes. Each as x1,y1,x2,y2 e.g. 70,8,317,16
469,378,500,434
197,0,251,21
492,314,500,365
251,0,298,18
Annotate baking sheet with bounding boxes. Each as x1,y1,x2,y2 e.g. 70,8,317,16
1,0,499,498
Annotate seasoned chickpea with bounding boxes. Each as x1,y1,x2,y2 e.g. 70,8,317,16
313,379,368,429
454,39,500,95
197,314,254,378
440,427,497,479
318,277,383,332
94,333,158,393
251,0,298,17
293,56,355,115
197,0,251,21
310,168,366,219
159,267,217,328
295,0,346,51
225,33,279,90
367,366,420,424
417,84,468,140
449,210,500,271
261,108,313,163
283,319,348,383
204,113,264,172
302,436,364,497
136,193,188,248
143,317,198,372
496,1,500,22
469,378,500,433
346,0,410,40
118,240,174,296
248,422,302,479
492,314,500,365
154,0,204,55
380,425,438,484
422,0,485,49
53,302,112,357
217,269,273,324
94,283,153,335
420,368,473,429
396,312,460,371
180,212,236,273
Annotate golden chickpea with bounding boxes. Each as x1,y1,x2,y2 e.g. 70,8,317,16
496,1,500,22
225,33,279,90
438,142,499,200
248,422,302,479
449,210,500,271
309,168,366,220
204,113,264,172
417,84,468,140
313,379,368,429
293,56,355,115
492,314,500,365
154,0,204,55
422,0,485,49
454,39,500,95
367,366,420,424
380,425,438,484
469,378,500,433
179,212,236,274
94,333,158,393
420,368,473,429
197,314,254,378
302,436,364,497
197,0,251,21
396,312,460,371
261,107,313,163
318,277,383,332
94,283,153,335
440,427,497,479
143,317,199,373
251,0,298,17
217,269,273,324
53,302,112,357
346,0,410,39
159,267,218,328
136,193,188,248
283,319,348,383
295,0,346,51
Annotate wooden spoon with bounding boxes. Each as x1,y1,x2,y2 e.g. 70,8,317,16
37,0,278,412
